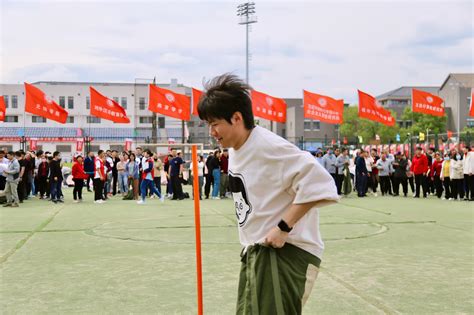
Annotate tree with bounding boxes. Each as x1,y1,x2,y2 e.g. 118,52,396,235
400,107,447,136
340,106,400,144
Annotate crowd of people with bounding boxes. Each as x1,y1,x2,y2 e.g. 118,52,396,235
315,146,474,201
1,144,473,207
0,146,232,207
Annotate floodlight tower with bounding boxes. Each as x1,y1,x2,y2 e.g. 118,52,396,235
237,2,257,84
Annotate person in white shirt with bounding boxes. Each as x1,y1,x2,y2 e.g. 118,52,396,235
462,146,474,201
197,74,339,314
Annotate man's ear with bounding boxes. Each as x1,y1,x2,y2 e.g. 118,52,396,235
231,112,243,125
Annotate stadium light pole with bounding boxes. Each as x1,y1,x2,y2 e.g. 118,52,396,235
237,2,257,85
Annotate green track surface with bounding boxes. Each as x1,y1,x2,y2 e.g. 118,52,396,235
1,187,473,314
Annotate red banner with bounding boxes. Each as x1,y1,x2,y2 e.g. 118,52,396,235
358,90,395,127
470,88,474,117
29,139,38,151
251,90,286,123
0,95,5,122
125,138,133,151
76,138,84,152
303,90,343,124
412,89,444,117
90,87,130,123
192,88,203,116
149,85,190,121
24,83,68,124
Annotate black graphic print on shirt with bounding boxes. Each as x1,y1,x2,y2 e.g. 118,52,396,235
229,171,252,227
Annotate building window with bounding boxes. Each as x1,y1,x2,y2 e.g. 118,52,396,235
405,120,413,128
121,97,127,109
66,116,75,124
158,117,165,128
4,115,18,122
59,96,65,108
304,119,312,131
467,119,474,128
3,95,8,108
140,116,153,124
32,116,47,123
67,96,74,109
87,116,101,123
113,97,119,103
139,97,146,110
313,120,320,132
12,95,18,108
86,96,90,109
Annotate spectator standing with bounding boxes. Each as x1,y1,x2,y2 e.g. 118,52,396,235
49,151,63,204
220,149,229,198
450,151,464,200
411,147,429,198
72,155,88,203
84,151,95,192
2,151,20,207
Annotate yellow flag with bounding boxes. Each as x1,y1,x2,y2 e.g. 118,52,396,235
419,132,425,141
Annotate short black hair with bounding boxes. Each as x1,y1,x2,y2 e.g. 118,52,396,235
98,150,104,156
416,147,422,151
7,151,14,156
198,73,254,130
53,151,60,158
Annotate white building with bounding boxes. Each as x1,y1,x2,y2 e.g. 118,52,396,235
1,79,210,156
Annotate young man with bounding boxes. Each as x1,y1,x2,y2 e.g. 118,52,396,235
3,151,20,207
198,74,338,314
137,149,164,204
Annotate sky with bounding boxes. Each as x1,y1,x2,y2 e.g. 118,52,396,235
0,0,472,103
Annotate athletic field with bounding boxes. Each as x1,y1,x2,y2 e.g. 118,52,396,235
1,187,472,314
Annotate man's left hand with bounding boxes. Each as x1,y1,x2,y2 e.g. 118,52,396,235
264,226,289,248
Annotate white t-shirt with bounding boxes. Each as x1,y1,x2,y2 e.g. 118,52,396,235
94,159,102,179
229,126,339,258
190,161,205,177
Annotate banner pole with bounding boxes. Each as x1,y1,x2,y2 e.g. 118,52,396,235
192,145,203,315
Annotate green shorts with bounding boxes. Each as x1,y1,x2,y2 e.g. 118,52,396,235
236,243,321,315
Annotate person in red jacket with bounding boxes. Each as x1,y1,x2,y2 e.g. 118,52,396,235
72,155,88,203
411,147,429,198
430,152,443,198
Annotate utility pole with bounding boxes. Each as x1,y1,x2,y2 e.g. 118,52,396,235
237,2,257,84
151,77,158,143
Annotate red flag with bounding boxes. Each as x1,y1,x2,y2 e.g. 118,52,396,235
470,88,474,117
192,88,203,116
303,90,343,124
0,96,5,122
412,89,444,117
343,137,348,144
447,130,453,139
24,83,68,124
149,85,190,121
358,90,395,127
89,87,130,123
251,90,286,123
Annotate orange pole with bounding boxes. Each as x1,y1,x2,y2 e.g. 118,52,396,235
192,145,203,315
